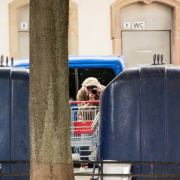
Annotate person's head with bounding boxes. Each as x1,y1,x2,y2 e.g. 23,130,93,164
82,77,99,94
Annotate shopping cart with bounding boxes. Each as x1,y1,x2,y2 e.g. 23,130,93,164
70,100,100,161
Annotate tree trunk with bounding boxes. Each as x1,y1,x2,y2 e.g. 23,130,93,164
29,0,74,179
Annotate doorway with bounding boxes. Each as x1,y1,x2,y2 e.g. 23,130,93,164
122,31,170,67
121,2,172,67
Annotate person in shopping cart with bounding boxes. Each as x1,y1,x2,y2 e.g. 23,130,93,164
76,77,105,171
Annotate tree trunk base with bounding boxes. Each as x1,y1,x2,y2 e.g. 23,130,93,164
30,162,74,180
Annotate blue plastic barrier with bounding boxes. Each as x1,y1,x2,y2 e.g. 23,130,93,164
0,68,29,180
0,69,11,179
99,65,180,179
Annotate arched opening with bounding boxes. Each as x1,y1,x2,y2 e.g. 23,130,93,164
9,0,29,59
9,0,78,59
111,0,180,66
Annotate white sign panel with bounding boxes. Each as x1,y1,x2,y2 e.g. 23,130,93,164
20,22,28,30
132,22,145,29
124,22,130,29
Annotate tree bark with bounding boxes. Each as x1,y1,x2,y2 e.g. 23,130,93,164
29,0,74,179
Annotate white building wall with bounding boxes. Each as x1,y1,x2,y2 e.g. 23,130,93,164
1,0,118,57
73,0,116,55
0,0,13,58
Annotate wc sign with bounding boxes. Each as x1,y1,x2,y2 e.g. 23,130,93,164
124,22,145,29
132,22,145,29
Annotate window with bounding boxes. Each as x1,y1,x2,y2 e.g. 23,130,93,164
78,68,115,89
69,69,76,101
69,68,115,100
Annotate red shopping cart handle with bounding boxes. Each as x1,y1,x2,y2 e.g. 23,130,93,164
69,100,100,105
74,121,94,135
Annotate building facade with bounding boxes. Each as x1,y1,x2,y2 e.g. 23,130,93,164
0,0,180,67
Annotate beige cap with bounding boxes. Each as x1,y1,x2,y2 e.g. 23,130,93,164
82,77,100,87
